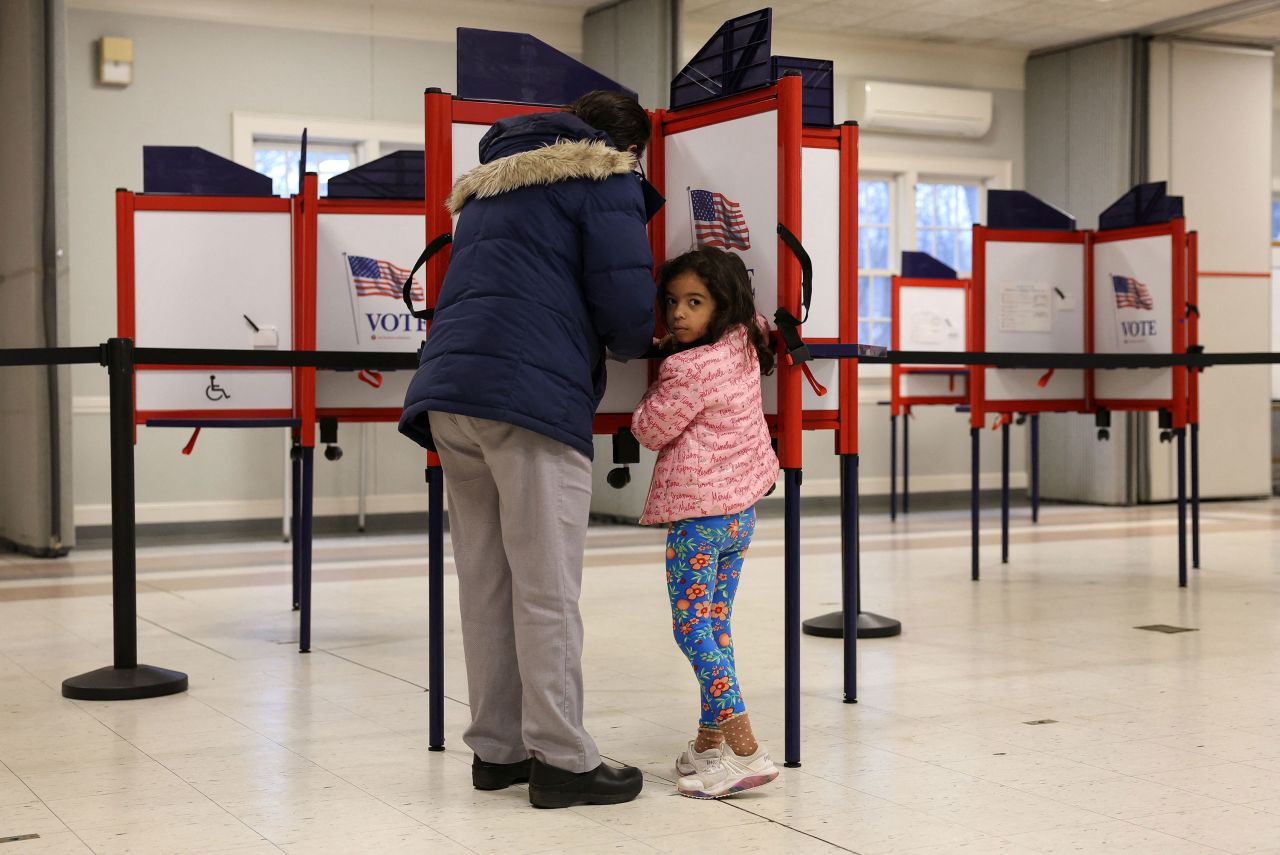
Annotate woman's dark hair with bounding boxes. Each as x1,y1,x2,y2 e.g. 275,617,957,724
566,90,650,157
658,246,775,375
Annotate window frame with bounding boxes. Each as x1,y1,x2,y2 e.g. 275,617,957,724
856,154,1012,390
232,112,423,191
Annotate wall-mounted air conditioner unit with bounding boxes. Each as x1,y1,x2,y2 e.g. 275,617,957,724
860,81,993,138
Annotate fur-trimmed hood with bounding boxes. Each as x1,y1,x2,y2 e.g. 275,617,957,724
447,138,635,214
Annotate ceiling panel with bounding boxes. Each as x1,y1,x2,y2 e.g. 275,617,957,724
678,0,1280,51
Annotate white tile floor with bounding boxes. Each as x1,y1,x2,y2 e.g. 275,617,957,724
2,498,1280,853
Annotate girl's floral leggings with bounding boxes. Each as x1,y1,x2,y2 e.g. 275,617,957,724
665,507,756,729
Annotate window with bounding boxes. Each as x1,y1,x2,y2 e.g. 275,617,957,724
232,113,422,197
854,155,1011,382
253,140,356,197
858,177,893,348
916,181,981,274
1272,195,1280,241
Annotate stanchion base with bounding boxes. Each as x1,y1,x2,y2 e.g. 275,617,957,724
428,746,446,752
62,665,188,701
801,611,902,639
784,761,801,769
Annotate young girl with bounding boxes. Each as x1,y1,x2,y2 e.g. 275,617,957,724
631,246,781,799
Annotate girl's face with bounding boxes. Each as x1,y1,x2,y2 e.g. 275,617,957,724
665,272,717,345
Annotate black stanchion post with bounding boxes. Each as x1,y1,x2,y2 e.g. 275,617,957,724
889,414,897,522
1030,414,1040,524
1177,428,1188,588
299,445,314,652
783,468,801,768
428,464,446,751
971,427,980,582
291,438,301,611
842,454,858,704
62,338,188,701
1191,422,1201,569
902,410,910,515
1001,421,1010,564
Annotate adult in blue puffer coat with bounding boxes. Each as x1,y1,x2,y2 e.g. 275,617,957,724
399,91,655,809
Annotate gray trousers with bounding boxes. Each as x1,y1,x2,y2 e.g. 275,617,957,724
429,411,601,773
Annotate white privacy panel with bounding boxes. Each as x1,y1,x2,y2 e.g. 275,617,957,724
133,210,293,412
134,211,293,350
899,285,966,352
599,360,650,414
136,370,292,413
1092,233,1174,401
800,146,841,339
666,110,780,412
902,371,967,399
316,212,425,410
452,123,488,183
982,239,1086,402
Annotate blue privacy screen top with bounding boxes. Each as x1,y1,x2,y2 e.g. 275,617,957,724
987,190,1076,231
143,147,272,196
901,251,958,280
327,151,424,200
457,28,637,106
772,56,833,127
1098,182,1184,231
671,8,773,111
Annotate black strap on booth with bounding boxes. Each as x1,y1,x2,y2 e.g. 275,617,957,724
774,223,814,365
402,233,453,320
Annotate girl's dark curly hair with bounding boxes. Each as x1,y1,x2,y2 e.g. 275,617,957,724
658,246,775,375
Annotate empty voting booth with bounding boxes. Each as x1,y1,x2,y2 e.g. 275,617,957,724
889,252,970,521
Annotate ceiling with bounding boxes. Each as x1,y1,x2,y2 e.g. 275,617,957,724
679,0,1280,51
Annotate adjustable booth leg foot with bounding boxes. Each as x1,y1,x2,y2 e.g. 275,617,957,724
299,445,314,653
1191,423,1201,570
889,415,897,522
843,455,858,703
1030,414,1040,524
783,468,801,769
1001,422,1010,565
971,427,980,581
291,442,301,611
1177,429,1188,588
428,465,446,752
903,411,910,515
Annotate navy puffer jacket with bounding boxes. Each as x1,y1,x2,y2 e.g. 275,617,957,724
399,112,656,459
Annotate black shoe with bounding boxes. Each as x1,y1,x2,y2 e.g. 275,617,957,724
472,756,532,791
527,758,643,808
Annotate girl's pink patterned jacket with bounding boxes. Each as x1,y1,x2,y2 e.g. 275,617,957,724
632,324,780,525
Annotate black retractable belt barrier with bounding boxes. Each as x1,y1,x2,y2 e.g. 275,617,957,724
6,338,1280,705
63,339,189,700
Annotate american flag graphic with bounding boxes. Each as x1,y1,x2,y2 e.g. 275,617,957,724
348,254,422,301
1111,275,1154,310
690,189,751,250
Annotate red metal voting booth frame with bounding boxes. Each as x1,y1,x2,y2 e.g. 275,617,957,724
889,275,970,521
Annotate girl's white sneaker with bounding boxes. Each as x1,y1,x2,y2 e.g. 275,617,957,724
676,743,778,799
675,740,722,778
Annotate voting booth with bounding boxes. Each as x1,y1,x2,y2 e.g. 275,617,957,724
888,252,969,519
964,186,1200,583
116,149,299,423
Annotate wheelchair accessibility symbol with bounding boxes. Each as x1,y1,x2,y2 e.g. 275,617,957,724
205,375,231,401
